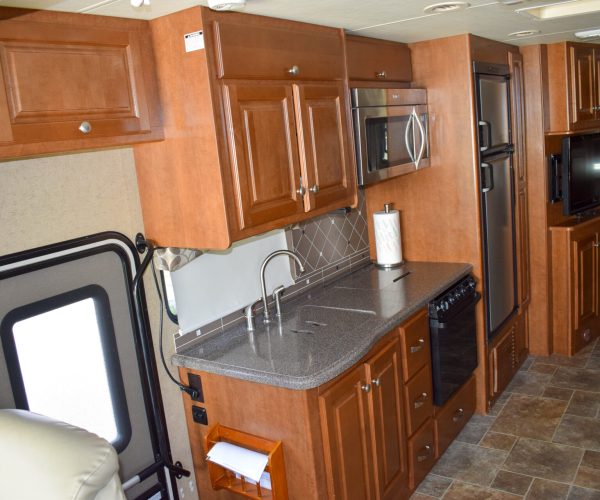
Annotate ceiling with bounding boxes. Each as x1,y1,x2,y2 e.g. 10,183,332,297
2,0,600,46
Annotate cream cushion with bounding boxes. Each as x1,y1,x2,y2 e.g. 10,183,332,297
0,409,127,500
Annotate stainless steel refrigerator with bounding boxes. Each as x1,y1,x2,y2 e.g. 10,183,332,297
474,61,517,340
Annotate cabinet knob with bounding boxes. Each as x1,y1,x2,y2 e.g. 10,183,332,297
296,185,306,196
410,338,425,353
375,70,386,78
78,121,92,134
287,65,300,76
371,378,380,387
593,242,600,248
309,184,319,194
413,392,429,409
452,408,465,422
361,383,371,393
417,444,432,462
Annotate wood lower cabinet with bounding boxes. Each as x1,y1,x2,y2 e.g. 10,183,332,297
0,7,161,158
134,6,357,249
320,338,408,500
551,217,600,355
547,42,600,132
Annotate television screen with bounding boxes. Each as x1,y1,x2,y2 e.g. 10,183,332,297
562,133,600,216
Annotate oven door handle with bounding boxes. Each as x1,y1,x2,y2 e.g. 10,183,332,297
429,292,481,327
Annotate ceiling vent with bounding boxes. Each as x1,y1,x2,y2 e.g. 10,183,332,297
423,2,470,14
508,29,541,37
208,0,246,11
575,27,600,38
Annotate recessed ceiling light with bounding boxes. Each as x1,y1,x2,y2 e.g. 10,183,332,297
508,29,541,37
575,27,600,37
517,0,600,20
424,2,470,14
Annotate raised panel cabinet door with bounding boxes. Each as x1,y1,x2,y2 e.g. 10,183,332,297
319,364,376,500
294,82,356,212
572,232,598,330
223,82,304,230
490,324,514,398
569,44,597,128
345,35,412,82
366,340,409,500
0,19,152,143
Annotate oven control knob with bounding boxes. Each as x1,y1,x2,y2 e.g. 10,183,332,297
441,300,449,311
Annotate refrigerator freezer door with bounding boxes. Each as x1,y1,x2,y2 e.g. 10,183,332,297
481,154,517,335
477,75,510,154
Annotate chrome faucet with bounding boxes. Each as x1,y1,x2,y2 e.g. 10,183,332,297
260,250,305,323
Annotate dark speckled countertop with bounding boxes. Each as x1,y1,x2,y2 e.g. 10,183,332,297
172,261,472,390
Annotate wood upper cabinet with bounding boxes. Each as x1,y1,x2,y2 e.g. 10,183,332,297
550,218,600,356
223,82,304,229
345,35,412,83
295,82,356,211
0,7,161,158
547,42,600,132
320,338,408,500
134,6,357,249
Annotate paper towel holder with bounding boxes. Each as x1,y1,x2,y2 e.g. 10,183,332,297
374,202,404,270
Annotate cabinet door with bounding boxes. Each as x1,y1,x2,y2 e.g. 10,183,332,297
0,20,152,144
319,364,376,500
516,185,531,308
596,50,600,120
509,51,526,184
489,325,514,398
572,232,598,330
345,35,412,82
514,310,528,367
569,44,597,128
294,82,356,212
223,82,304,230
366,340,408,500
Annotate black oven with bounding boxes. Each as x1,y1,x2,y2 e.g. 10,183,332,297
428,275,480,406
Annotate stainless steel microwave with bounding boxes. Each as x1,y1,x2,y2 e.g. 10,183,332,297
351,88,430,186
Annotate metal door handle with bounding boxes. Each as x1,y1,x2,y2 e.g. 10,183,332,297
287,65,300,76
296,176,306,196
361,383,371,393
413,392,429,409
452,408,465,422
410,338,425,353
412,108,426,168
375,70,386,79
593,242,600,248
371,378,380,387
481,162,494,193
417,445,432,462
405,112,415,163
479,121,491,151
79,121,92,134
309,185,319,194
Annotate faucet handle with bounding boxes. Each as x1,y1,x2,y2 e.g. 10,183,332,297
273,285,285,318
244,299,262,331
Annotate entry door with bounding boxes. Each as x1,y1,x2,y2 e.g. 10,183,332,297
0,232,176,499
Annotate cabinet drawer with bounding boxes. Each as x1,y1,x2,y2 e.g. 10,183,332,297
408,418,435,490
211,15,344,80
434,375,475,458
346,35,412,82
404,365,433,436
398,309,431,382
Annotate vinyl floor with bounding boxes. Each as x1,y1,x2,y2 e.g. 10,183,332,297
410,338,600,499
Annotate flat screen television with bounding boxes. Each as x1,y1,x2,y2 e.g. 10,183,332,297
562,133,600,216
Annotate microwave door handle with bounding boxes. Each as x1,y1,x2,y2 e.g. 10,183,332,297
413,108,426,168
405,112,416,163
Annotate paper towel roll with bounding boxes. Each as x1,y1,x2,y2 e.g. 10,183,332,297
374,207,403,267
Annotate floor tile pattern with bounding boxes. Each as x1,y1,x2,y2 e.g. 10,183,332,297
411,338,600,499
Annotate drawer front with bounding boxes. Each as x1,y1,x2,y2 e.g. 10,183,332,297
433,375,476,458
212,18,344,80
404,365,433,436
408,418,435,490
398,309,431,382
346,36,412,82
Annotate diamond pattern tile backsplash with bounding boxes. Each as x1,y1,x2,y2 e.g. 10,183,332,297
289,190,369,274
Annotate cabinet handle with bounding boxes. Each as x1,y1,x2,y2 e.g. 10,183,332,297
417,444,432,462
413,392,429,409
309,184,319,194
410,338,425,353
593,242,600,247
452,408,465,422
296,176,306,196
375,70,386,78
371,378,380,387
287,65,300,76
361,383,371,393
78,121,92,134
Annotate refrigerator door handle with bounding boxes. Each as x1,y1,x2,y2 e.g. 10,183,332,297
405,111,416,163
413,108,427,169
479,120,492,152
481,162,494,193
